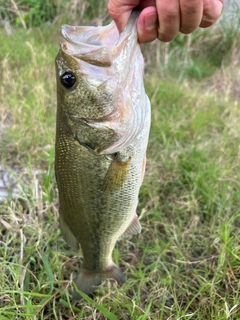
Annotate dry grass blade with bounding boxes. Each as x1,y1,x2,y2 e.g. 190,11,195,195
9,0,26,29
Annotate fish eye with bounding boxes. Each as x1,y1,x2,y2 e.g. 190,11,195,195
60,71,76,88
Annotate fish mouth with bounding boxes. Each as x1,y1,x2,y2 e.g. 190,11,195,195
60,22,119,47
60,22,119,67
59,10,139,68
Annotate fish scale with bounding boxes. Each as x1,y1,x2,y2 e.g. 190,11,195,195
55,10,151,298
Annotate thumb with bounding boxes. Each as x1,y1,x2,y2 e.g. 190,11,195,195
108,0,140,32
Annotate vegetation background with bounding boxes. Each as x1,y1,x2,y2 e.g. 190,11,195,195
1,0,240,319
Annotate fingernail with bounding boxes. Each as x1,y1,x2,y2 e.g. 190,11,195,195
145,13,157,30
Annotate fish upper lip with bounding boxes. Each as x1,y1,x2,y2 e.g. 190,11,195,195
60,22,118,48
60,23,119,68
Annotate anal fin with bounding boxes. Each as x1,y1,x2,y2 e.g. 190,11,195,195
119,214,142,239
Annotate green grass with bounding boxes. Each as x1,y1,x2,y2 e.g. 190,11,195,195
1,9,240,320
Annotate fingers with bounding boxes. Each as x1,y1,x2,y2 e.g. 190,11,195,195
138,0,202,43
108,0,224,44
138,0,224,43
137,0,181,43
200,0,224,28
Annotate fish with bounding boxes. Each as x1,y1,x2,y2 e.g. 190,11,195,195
55,10,151,299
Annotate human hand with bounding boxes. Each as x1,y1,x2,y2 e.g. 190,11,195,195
108,0,224,43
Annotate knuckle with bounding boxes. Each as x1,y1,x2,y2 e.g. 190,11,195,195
181,4,198,17
161,10,178,23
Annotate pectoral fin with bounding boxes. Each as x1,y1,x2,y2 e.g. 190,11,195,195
102,153,131,192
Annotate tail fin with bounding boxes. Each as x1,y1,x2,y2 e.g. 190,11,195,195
72,263,125,300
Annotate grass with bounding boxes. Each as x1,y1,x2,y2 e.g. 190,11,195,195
1,6,240,320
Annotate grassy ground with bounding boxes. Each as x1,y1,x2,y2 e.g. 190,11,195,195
1,9,240,320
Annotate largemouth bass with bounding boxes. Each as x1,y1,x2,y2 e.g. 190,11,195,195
55,10,151,299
